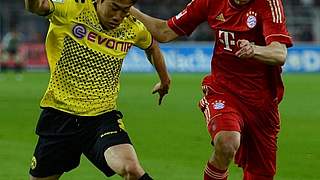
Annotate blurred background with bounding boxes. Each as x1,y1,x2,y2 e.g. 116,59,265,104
1,0,320,42
0,0,319,180
0,0,319,71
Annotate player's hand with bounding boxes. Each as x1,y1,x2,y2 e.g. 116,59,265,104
235,39,255,59
152,80,170,105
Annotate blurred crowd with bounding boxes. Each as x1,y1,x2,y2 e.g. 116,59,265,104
0,0,319,43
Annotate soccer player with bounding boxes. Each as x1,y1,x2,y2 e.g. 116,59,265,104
25,0,171,179
130,0,293,179
0,26,23,76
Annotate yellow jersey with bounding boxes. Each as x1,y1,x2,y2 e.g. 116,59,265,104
40,0,152,116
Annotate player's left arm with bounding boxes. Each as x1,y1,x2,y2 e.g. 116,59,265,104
135,20,171,105
144,40,171,105
235,40,287,66
236,0,292,66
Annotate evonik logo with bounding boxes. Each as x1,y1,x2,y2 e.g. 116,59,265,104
72,24,133,52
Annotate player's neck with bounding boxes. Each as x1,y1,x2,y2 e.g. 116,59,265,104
229,0,252,9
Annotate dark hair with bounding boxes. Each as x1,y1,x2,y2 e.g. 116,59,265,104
99,0,138,4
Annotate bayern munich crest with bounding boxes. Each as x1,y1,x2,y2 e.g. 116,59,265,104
246,11,257,29
213,100,225,110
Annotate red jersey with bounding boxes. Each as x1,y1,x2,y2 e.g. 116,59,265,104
168,0,293,107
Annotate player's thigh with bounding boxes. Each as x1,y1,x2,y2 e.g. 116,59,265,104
30,108,82,178
83,110,133,177
243,106,280,176
105,144,144,173
199,89,243,140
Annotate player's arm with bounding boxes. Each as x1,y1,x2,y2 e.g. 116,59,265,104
130,7,178,43
237,0,292,65
236,40,288,66
25,0,51,16
145,40,171,105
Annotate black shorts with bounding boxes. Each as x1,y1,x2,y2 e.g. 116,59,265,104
29,108,132,178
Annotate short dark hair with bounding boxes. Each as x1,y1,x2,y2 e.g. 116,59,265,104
100,0,138,4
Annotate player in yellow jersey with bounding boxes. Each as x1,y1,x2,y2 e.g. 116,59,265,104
25,0,170,179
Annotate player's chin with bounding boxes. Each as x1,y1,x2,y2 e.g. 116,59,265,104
108,23,120,29
103,23,118,30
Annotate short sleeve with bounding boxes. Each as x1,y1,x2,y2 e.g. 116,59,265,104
262,0,293,47
167,0,209,36
134,22,153,50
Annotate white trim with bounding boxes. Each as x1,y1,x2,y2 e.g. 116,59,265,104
272,0,280,23
275,0,282,23
265,34,292,40
267,0,276,23
268,0,283,23
203,97,211,125
205,166,228,179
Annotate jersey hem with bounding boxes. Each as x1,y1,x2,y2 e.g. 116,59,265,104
40,105,117,117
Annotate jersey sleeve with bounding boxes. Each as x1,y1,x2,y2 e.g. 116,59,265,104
134,20,153,50
167,0,209,36
261,0,293,47
46,0,71,24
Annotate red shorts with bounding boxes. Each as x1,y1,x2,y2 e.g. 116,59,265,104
198,75,280,176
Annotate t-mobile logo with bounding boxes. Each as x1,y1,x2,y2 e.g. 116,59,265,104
218,30,235,51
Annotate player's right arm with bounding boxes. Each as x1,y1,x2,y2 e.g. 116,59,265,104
25,0,51,16
130,7,178,43
130,0,208,43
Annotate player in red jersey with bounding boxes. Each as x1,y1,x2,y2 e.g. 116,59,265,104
131,0,293,179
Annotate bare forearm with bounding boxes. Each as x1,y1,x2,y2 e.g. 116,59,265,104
146,44,170,84
130,7,178,42
149,51,170,83
25,0,50,15
154,57,170,85
253,42,287,66
146,42,171,105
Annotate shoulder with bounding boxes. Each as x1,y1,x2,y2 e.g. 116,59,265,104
68,0,91,11
122,15,152,47
255,0,284,10
51,0,93,5
254,0,286,22
124,15,148,32
125,15,143,26
55,0,92,11
189,0,212,8
49,0,93,21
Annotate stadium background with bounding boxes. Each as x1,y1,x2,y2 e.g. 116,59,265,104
0,0,319,179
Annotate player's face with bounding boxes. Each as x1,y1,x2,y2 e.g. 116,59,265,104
233,0,251,5
96,0,134,30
